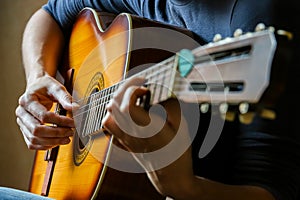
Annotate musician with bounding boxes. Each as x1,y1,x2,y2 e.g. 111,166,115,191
13,0,300,199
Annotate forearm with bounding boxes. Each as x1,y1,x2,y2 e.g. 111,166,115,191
171,176,275,200
22,8,65,83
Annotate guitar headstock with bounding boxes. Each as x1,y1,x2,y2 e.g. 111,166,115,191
174,23,287,124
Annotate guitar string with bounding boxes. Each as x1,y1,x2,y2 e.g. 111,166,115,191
73,55,176,105
71,55,178,137
72,60,175,113
72,69,173,119
74,68,175,137
75,80,170,137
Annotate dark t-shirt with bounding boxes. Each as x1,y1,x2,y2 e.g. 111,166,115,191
43,1,300,199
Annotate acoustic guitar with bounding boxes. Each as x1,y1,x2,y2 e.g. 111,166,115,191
29,7,279,200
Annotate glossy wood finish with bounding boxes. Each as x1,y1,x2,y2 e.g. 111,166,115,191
29,8,131,199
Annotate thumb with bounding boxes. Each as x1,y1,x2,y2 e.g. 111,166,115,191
48,81,75,111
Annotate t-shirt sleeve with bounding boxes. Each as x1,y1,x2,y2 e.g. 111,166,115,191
42,0,143,38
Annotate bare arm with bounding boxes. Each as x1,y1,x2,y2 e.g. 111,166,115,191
102,77,276,200
186,176,275,200
22,8,64,82
16,9,76,150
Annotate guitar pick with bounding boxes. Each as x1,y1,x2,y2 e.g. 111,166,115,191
178,49,194,77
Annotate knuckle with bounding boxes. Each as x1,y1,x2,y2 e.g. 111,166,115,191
27,135,39,145
61,92,71,101
113,90,121,100
15,106,22,116
37,111,50,123
18,94,26,106
52,84,66,94
16,117,21,126
32,125,43,137
101,117,109,128
27,143,36,150
37,112,46,122
53,128,63,137
119,105,129,114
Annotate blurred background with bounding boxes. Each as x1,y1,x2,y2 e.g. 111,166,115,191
0,0,47,191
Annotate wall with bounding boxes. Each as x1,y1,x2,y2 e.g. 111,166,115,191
0,0,47,191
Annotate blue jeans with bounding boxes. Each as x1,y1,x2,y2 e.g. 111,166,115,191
0,187,52,200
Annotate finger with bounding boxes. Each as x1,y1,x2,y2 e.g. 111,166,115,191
22,133,53,150
107,86,164,139
113,77,146,102
122,86,151,125
16,106,74,138
47,78,74,111
102,112,131,148
18,94,75,127
17,118,71,150
102,109,173,153
108,86,150,126
25,75,75,111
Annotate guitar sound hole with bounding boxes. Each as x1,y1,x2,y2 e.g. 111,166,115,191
79,136,90,150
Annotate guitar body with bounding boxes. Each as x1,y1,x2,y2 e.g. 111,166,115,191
29,8,197,200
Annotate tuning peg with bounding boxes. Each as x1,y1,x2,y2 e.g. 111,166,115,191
268,26,275,32
219,102,228,114
277,29,294,41
255,23,266,32
233,28,243,37
213,34,222,42
259,108,276,120
239,112,255,124
200,103,210,113
239,102,249,114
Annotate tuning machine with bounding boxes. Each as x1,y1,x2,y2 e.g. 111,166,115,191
255,23,266,32
213,34,222,42
217,102,235,122
219,102,256,123
213,29,243,43
200,103,210,113
259,108,276,120
233,28,243,37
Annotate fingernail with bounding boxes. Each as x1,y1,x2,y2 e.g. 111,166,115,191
72,102,80,109
62,138,70,144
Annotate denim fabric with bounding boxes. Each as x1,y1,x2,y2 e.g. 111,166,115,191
0,187,52,200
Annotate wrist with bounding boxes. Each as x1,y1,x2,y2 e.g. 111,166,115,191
26,70,45,84
167,176,205,200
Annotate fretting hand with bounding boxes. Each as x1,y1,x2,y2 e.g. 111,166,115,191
102,77,199,198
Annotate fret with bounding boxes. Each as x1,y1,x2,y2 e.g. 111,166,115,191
137,57,177,104
81,95,93,138
157,74,164,102
75,55,179,138
91,94,98,134
87,94,97,136
161,66,173,101
97,88,106,131
152,64,167,103
151,67,159,104
94,90,103,133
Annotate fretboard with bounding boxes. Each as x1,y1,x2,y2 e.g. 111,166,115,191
73,56,178,138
